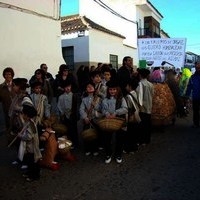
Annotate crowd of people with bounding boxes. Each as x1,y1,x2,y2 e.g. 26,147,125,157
0,57,199,182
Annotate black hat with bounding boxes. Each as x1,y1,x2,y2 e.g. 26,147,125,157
22,104,37,118
59,64,69,72
127,78,139,90
31,81,42,89
63,80,72,88
90,70,101,78
13,78,29,90
138,68,150,78
106,80,119,88
86,81,95,88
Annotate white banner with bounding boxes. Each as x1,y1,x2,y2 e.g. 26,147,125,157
138,38,186,68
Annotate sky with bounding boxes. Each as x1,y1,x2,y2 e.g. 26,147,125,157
150,0,200,55
61,0,200,55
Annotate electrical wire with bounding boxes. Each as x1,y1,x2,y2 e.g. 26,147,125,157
93,0,137,24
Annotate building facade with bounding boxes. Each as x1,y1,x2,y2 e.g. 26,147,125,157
0,0,64,82
61,0,163,71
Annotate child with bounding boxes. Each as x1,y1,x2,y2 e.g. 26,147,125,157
137,68,154,145
79,81,102,156
18,104,42,182
101,80,128,164
30,81,51,126
101,67,112,87
9,78,34,168
57,81,79,147
124,78,141,154
30,81,51,150
90,70,107,99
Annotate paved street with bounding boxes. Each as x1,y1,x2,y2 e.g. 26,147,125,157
0,108,200,200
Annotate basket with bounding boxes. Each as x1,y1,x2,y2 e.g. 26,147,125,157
57,137,72,154
52,123,68,136
97,117,125,132
81,128,97,141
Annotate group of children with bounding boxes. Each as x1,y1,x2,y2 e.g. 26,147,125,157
4,64,155,182
76,68,153,164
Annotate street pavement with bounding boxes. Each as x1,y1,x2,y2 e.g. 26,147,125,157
0,109,200,200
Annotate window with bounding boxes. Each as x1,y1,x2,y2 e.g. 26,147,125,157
109,54,118,70
62,46,74,70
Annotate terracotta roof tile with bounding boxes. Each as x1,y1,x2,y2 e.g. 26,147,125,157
61,14,125,39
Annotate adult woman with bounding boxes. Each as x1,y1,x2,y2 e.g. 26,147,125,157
0,67,15,130
53,64,78,100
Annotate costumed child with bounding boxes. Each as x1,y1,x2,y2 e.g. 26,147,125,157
90,70,107,99
8,78,33,169
101,65,112,87
57,80,79,147
101,80,128,164
30,81,51,125
124,78,141,154
137,68,154,145
18,104,42,182
79,81,102,156
30,81,51,150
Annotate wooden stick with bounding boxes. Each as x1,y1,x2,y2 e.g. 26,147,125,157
7,122,30,148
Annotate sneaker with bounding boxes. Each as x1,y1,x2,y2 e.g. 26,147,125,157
26,177,40,182
21,165,28,170
85,152,91,156
123,150,128,154
22,173,29,178
12,160,19,165
105,156,112,164
93,152,99,156
26,177,33,182
116,157,122,164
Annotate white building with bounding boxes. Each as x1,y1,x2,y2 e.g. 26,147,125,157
0,0,64,82
61,0,164,71
61,14,136,71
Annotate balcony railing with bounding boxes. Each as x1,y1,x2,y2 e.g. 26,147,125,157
138,28,160,38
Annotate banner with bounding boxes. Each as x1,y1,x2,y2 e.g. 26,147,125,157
138,38,186,68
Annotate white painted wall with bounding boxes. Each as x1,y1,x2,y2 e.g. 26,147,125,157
62,28,138,66
0,1,64,83
1,0,60,18
79,0,138,48
89,29,138,65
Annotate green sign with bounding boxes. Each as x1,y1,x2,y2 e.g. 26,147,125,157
139,60,146,68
